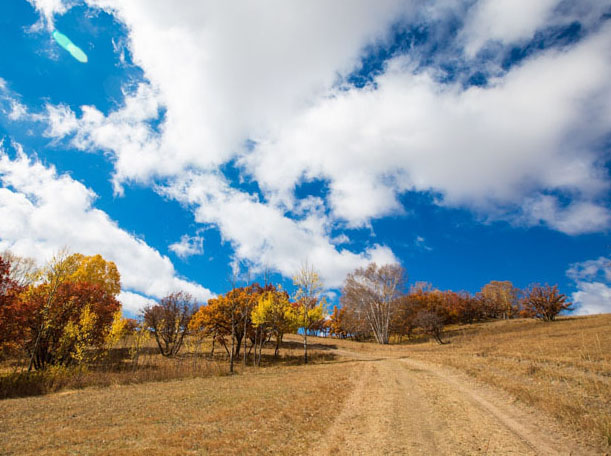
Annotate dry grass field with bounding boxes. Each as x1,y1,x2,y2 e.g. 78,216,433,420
0,361,354,455
0,314,609,454
402,314,611,450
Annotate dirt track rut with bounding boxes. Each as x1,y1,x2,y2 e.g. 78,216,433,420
320,354,592,455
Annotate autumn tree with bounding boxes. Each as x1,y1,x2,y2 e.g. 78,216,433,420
293,262,327,364
340,301,371,340
521,284,573,321
25,281,120,368
0,254,29,357
189,284,264,362
1,251,37,287
251,286,298,357
24,251,121,370
479,281,520,319
326,305,347,339
414,310,447,344
341,263,405,344
143,291,197,357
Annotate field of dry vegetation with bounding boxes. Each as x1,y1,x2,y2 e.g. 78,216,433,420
403,314,611,450
0,314,609,454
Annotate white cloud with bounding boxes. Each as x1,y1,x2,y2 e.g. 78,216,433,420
567,256,611,282
169,234,204,260
46,0,411,190
159,172,397,288
461,0,560,57
117,291,156,316
28,1,611,289
244,24,611,232
8,101,27,121
0,145,214,311
43,84,162,193
572,282,611,315
26,0,69,30
460,0,611,57
567,256,611,315
518,196,611,235
415,235,432,251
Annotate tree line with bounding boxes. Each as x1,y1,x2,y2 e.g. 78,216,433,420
1,251,573,374
331,263,573,344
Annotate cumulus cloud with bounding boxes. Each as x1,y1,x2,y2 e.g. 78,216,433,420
0,144,214,311
460,0,560,57
117,291,157,315
26,0,69,30
567,256,611,282
567,257,611,315
169,234,204,260
245,25,611,232
460,0,611,57
571,282,611,316
43,0,411,189
26,1,611,288
159,172,397,288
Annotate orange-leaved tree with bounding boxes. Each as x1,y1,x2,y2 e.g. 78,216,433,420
0,254,30,358
189,284,265,360
326,305,347,339
23,251,121,370
521,284,573,321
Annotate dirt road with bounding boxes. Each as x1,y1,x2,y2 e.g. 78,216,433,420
320,353,593,455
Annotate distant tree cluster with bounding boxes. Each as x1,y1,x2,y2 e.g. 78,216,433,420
187,264,327,371
329,264,573,344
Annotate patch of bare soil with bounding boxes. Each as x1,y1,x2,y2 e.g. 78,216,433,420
321,353,595,455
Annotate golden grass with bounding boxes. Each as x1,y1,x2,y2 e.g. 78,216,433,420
399,314,611,450
0,337,335,400
1,315,608,453
0,360,355,455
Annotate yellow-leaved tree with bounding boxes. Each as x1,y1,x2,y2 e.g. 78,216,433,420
293,262,327,364
24,251,121,370
251,286,298,358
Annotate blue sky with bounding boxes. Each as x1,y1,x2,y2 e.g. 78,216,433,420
1,0,610,316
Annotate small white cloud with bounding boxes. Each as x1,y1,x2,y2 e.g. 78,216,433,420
518,195,611,236
8,101,27,121
118,290,156,315
460,0,559,57
26,0,69,30
415,235,432,251
572,282,611,316
169,234,204,259
567,256,611,315
567,256,611,282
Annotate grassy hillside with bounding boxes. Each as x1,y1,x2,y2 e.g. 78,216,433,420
309,313,611,449
402,314,611,449
0,314,609,453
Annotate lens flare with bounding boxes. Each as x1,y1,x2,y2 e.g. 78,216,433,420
52,30,88,63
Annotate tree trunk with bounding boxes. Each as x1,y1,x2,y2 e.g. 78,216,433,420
243,315,248,366
303,332,308,364
229,317,235,374
274,333,281,358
